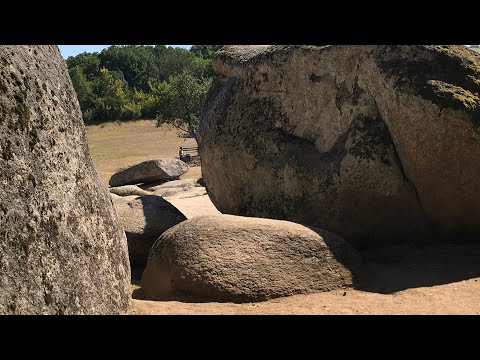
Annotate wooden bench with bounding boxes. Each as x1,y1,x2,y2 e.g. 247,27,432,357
179,146,200,163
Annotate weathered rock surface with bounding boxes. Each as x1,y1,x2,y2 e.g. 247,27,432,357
109,185,151,197
111,194,186,266
164,193,221,219
0,45,131,314
109,158,189,187
140,179,196,192
199,45,480,248
140,179,196,197
154,185,202,199
153,188,187,198
142,215,361,302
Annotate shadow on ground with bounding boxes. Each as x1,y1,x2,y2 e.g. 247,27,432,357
130,265,145,299
355,243,480,294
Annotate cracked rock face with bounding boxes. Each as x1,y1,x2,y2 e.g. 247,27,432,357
198,45,480,248
0,46,131,314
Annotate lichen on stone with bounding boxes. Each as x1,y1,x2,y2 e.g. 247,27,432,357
427,80,480,110
432,45,480,77
376,45,480,128
424,80,480,128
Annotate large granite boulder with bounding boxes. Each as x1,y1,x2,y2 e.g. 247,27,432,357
109,159,189,187
111,194,187,266
0,45,131,314
198,45,480,248
141,214,361,302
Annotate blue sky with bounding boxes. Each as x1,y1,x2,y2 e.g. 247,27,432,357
58,45,192,59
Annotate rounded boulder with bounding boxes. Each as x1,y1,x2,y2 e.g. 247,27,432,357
142,214,361,302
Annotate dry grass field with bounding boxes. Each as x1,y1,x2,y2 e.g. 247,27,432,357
86,120,201,184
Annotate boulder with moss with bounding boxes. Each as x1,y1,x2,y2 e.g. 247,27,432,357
198,45,480,248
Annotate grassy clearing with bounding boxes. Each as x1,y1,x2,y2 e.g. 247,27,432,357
86,119,201,184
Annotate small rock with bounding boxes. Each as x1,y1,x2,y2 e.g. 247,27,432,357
109,158,189,187
141,179,196,192
109,185,151,197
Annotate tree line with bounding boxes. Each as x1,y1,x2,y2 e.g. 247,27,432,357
66,45,222,134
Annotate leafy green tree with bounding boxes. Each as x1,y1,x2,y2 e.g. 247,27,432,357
120,100,142,120
109,69,129,90
66,45,217,125
130,89,157,118
149,79,172,118
156,70,212,137
91,68,129,121
156,47,200,81
66,52,101,81
191,57,214,79
68,66,93,111
190,45,224,59
99,45,159,91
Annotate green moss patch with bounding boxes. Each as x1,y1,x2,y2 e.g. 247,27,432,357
423,80,480,128
376,45,480,129
427,80,480,110
433,45,480,77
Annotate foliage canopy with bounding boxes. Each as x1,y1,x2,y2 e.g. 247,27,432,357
66,45,223,136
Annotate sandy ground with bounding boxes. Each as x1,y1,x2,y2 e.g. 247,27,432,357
129,280,480,315
88,120,480,315
128,188,480,315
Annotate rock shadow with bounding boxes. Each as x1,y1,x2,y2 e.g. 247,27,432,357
308,225,480,294
355,242,480,294
128,195,187,299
